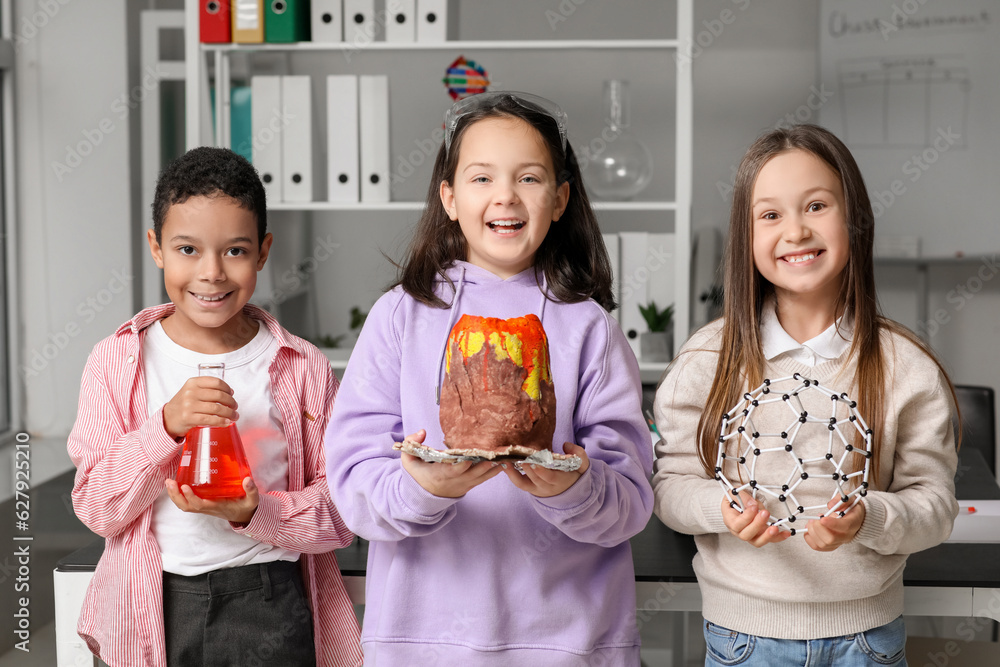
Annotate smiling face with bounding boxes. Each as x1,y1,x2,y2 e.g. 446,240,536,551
147,194,272,353
440,116,570,279
751,148,850,311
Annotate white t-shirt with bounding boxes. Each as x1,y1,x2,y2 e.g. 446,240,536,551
144,319,300,575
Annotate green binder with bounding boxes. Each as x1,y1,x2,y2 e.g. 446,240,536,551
265,0,310,43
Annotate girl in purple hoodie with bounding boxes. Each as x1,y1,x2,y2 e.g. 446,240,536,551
325,92,654,666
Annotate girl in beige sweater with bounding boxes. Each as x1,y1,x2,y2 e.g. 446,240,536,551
653,125,958,666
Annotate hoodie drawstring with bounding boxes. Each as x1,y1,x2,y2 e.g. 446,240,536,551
537,272,549,323
435,266,466,404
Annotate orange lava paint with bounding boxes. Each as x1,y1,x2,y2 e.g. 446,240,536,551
446,313,551,400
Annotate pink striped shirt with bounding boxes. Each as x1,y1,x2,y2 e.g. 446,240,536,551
68,303,363,666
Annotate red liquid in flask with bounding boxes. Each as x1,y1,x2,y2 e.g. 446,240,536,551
175,423,252,500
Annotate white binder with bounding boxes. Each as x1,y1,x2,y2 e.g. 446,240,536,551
646,233,675,317
281,75,314,203
327,75,360,203
602,233,621,322
358,75,390,202
385,0,416,42
416,0,450,41
251,75,283,204
311,0,343,43
691,227,722,328
618,231,649,359
343,0,376,44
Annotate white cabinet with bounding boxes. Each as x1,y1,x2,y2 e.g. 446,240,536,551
179,1,692,378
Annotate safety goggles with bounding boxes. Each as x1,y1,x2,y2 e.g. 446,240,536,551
443,91,569,153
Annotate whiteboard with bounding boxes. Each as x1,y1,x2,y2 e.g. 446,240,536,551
818,0,999,258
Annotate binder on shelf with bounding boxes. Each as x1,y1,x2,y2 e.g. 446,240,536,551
646,233,675,318
265,0,311,42
200,0,231,43
251,75,283,203
358,75,390,202
281,75,314,203
602,233,621,322
311,0,343,42
343,0,376,45
647,232,675,358
416,0,454,42
232,0,265,42
691,227,722,328
385,0,415,42
327,75,360,203
619,231,649,359
230,85,253,163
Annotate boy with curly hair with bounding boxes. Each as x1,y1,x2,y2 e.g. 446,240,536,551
68,147,362,666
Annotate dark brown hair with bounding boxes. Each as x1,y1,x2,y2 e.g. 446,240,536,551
152,146,267,246
393,94,615,311
697,124,959,483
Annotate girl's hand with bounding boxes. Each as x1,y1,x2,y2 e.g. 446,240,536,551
503,442,590,498
163,376,239,439
721,491,790,547
804,498,866,552
400,429,503,498
165,476,260,525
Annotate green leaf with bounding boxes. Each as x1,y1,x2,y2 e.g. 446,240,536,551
349,306,369,331
638,301,674,332
315,333,346,348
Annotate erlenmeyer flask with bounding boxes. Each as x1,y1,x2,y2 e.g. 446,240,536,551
584,80,654,200
174,363,252,500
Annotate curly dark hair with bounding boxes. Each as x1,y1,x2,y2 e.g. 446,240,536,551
151,146,267,246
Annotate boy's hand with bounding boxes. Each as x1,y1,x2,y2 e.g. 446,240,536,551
502,442,590,498
804,498,866,552
163,376,239,439
721,491,790,547
165,477,260,525
400,429,503,498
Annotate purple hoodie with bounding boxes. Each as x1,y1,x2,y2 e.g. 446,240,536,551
326,261,653,665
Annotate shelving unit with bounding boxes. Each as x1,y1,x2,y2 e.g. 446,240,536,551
181,1,693,373
202,39,679,51
874,255,996,342
266,201,680,212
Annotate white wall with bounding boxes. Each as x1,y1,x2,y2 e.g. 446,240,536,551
690,2,823,237
12,0,134,483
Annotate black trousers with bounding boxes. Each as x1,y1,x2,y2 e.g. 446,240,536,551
162,560,317,667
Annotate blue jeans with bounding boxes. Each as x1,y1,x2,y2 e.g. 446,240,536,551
703,616,907,666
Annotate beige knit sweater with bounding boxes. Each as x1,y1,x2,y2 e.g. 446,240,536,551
652,319,958,640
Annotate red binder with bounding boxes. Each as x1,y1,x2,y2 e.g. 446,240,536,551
200,0,231,43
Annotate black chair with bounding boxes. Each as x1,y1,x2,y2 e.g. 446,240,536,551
953,385,996,475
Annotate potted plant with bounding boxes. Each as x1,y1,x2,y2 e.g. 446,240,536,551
637,301,673,362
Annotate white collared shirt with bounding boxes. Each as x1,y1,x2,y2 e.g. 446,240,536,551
760,301,852,367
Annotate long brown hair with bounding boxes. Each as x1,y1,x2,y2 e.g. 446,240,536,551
697,124,959,483
392,93,616,311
